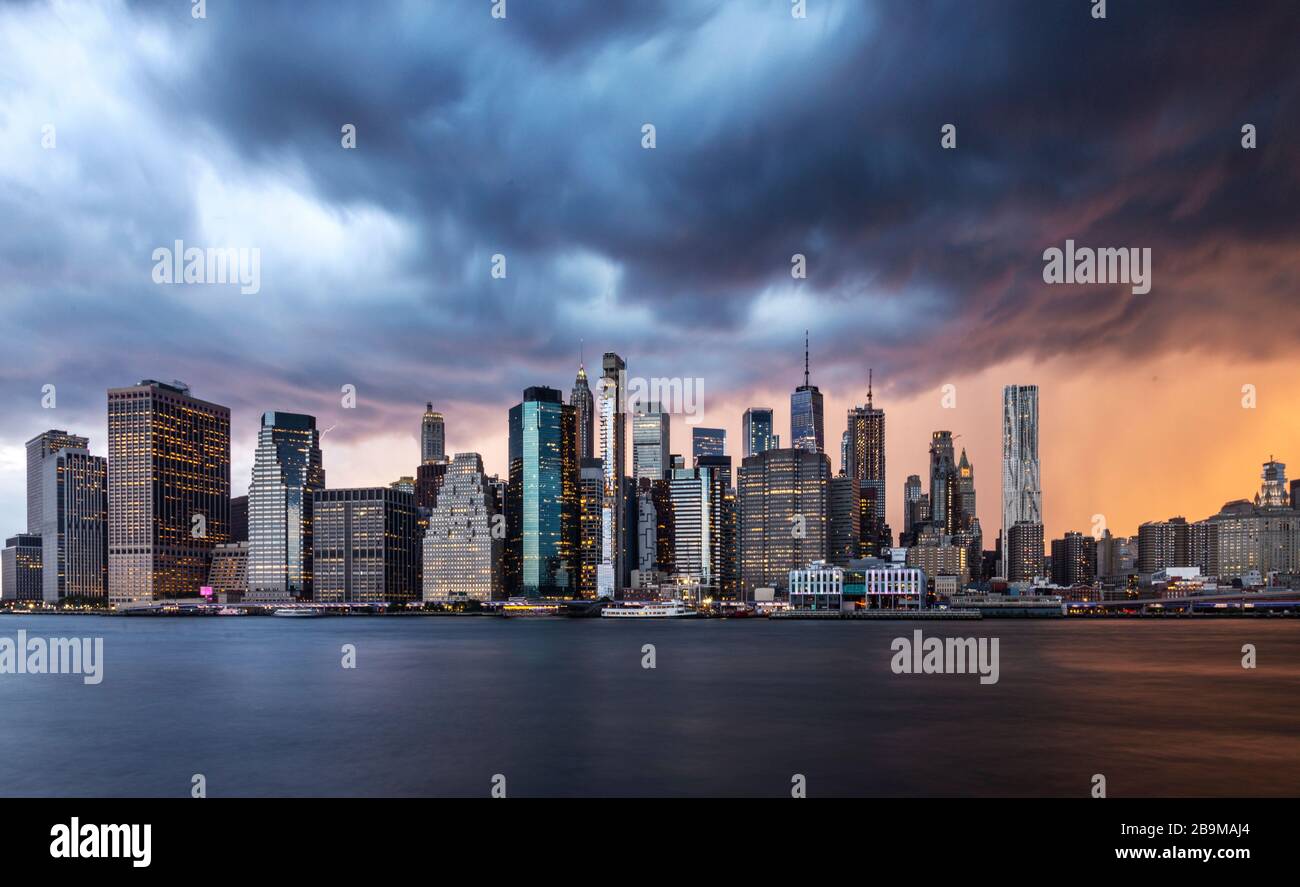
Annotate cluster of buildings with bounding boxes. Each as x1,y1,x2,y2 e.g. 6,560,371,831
4,353,1299,610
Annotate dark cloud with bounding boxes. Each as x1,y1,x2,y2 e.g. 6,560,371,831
2,0,1299,528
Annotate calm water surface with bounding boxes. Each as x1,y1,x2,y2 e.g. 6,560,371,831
1,614,1297,797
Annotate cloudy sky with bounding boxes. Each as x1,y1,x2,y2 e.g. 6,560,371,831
2,0,1298,543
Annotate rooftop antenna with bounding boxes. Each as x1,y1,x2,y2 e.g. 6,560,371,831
804,330,810,387
867,368,873,407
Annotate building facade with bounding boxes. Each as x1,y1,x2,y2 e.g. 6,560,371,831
26,430,89,534
742,408,775,458
507,386,579,597
107,380,231,604
598,354,627,596
1,535,43,602
738,447,830,596
421,403,445,464
632,401,670,484
313,487,420,603
692,427,725,464
1001,384,1042,573
423,453,501,602
247,412,324,602
40,448,107,603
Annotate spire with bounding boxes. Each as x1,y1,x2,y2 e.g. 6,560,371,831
867,367,873,407
804,330,810,388
425,401,433,413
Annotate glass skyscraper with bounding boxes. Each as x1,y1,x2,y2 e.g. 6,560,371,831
507,386,578,597
632,401,670,483
742,408,774,458
790,333,824,453
247,411,324,601
691,427,725,465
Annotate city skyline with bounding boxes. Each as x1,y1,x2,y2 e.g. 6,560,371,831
3,364,1298,552
3,1,1300,548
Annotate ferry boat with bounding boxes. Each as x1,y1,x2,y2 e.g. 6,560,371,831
216,607,246,616
600,601,696,618
273,608,323,618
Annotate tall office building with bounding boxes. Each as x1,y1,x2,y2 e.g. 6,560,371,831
247,412,325,601
423,452,501,603
692,427,725,464
313,487,419,603
1002,385,1041,572
737,447,830,596
415,459,449,509
1051,531,1097,586
743,408,775,458
40,447,107,603
827,475,861,566
1,535,43,602
903,475,923,537
668,454,732,595
845,371,886,546
108,380,230,604
1137,517,1192,573
577,458,604,598
957,449,977,523
790,332,824,453
229,495,249,543
1007,521,1044,581
421,403,445,464
598,353,627,597
572,359,595,462
929,431,958,533
632,401,671,484
506,386,579,597
26,430,89,533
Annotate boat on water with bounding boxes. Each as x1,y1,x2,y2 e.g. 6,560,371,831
216,607,246,616
600,601,696,618
273,608,323,618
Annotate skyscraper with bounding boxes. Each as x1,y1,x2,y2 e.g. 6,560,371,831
1001,384,1041,573
26,430,89,533
247,412,325,601
598,353,626,597
827,475,861,566
742,408,774,458
903,474,922,537
572,358,595,462
790,332,824,453
40,447,107,603
421,403,445,464
632,401,670,483
313,487,420,603
1051,531,1097,586
423,452,501,602
692,427,725,464
578,458,604,598
737,447,830,596
845,371,886,547
108,380,230,604
929,431,958,533
506,386,579,597
1007,521,1044,581
1,535,43,602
